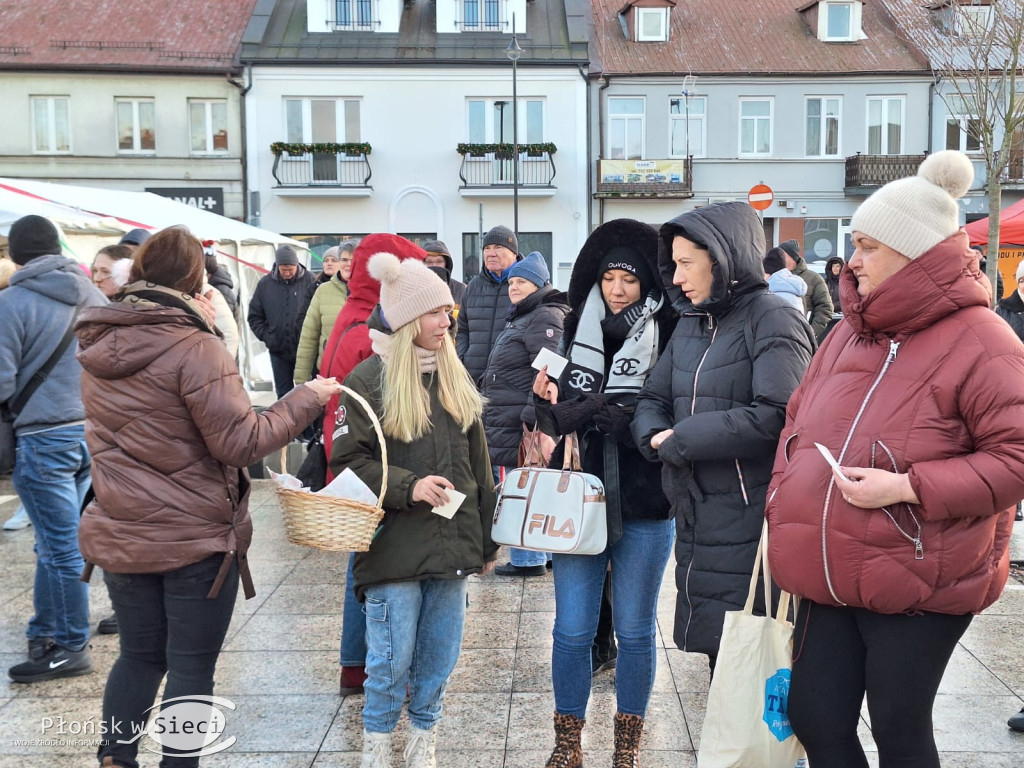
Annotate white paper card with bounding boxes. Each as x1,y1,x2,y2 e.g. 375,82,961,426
432,489,466,519
319,468,378,506
268,469,306,491
531,347,568,379
814,443,851,482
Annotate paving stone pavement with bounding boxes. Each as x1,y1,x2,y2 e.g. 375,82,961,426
1,478,1022,767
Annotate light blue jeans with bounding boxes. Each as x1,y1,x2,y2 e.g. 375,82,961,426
13,425,92,651
340,555,367,666
362,578,468,733
551,518,674,718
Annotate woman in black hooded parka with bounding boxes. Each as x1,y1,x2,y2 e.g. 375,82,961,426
532,219,677,768
632,201,816,674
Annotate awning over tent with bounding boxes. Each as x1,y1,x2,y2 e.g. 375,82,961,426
966,198,1024,247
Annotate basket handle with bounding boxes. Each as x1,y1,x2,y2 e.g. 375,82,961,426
339,384,389,509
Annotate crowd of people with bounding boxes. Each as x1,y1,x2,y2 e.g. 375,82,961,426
1,149,1023,768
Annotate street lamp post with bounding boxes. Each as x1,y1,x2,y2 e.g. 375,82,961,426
506,18,523,239
495,100,508,181
681,75,696,190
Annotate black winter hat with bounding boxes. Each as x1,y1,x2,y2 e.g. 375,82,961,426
8,215,61,265
763,247,787,275
779,239,802,263
482,225,518,254
275,245,299,266
119,228,151,247
600,244,657,295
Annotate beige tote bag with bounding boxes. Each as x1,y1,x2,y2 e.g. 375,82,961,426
697,521,807,768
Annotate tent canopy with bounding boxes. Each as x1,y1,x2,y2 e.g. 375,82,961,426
966,198,1024,247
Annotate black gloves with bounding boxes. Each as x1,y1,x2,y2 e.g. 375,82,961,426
550,394,605,435
592,403,633,444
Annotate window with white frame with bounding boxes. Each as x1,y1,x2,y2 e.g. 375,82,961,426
467,98,544,144
459,0,504,30
608,97,645,160
189,99,228,154
669,96,705,158
866,96,904,155
333,0,375,29
636,8,669,41
824,1,853,39
284,98,361,144
31,96,70,153
116,98,155,152
805,96,841,157
739,98,773,156
957,5,991,37
945,95,981,152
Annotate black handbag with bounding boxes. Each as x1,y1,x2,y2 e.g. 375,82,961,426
295,430,328,492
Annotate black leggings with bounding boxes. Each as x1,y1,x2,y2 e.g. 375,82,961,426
788,600,972,768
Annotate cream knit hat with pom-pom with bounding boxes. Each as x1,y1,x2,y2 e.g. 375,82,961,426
368,251,454,331
850,150,974,260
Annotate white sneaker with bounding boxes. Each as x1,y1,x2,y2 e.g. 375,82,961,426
3,505,30,531
403,725,437,768
360,729,392,768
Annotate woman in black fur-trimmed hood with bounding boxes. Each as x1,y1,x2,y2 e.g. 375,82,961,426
532,218,678,768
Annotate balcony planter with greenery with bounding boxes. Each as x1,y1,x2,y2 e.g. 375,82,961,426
457,142,557,158
270,142,373,157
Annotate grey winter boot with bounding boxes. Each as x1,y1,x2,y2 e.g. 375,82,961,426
403,725,438,768
360,729,392,768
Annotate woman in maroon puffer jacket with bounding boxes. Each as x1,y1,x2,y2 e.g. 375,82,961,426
766,151,1024,768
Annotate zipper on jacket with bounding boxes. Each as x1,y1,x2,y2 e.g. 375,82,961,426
735,459,750,506
875,439,924,560
690,316,718,416
821,339,901,604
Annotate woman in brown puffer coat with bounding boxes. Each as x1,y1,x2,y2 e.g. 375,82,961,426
76,227,342,768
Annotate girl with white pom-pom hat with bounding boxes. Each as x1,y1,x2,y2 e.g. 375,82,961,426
329,251,498,768
765,150,1024,766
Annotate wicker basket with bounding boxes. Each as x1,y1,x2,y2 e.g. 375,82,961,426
277,385,387,552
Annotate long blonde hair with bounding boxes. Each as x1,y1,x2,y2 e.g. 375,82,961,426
379,319,484,443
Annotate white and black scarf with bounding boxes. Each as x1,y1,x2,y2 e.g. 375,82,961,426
561,285,662,398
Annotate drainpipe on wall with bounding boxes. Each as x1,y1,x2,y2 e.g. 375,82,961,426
578,64,592,234
227,63,253,223
929,74,941,157
597,74,611,226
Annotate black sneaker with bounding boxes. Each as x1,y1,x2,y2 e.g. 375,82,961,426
493,563,547,578
97,614,118,635
592,647,618,676
1009,707,1024,732
8,644,94,683
28,636,55,660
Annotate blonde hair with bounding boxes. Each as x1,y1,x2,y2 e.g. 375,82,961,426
380,319,484,443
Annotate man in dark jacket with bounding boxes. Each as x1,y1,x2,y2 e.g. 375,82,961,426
423,239,467,314
456,225,522,385
204,248,238,317
247,245,318,399
1,215,107,683
780,239,833,337
632,202,815,673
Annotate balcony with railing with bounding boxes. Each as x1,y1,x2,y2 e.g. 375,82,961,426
270,142,372,195
456,143,556,195
845,152,928,194
595,158,693,198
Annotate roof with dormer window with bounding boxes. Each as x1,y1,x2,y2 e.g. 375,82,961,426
0,0,256,73
241,0,588,64
591,0,928,76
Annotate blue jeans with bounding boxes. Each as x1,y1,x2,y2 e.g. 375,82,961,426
99,554,239,768
362,578,468,733
13,425,92,651
494,466,549,568
340,555,367,666
551,518,674,718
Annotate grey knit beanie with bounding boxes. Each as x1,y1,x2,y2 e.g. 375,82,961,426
850,150,973,260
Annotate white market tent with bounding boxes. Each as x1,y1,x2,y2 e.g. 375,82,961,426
0,178,306,391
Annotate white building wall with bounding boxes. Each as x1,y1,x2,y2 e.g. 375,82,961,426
247,65,588,286
0,71,245,218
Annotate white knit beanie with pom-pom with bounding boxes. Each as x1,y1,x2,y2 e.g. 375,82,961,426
850,150,974,260
368,251,454,331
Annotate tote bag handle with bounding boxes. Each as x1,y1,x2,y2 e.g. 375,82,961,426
744,521,792,624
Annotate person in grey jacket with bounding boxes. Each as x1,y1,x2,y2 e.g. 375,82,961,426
780,239,833,337
456,225,521,384
632,202,815,676
0,215,107,684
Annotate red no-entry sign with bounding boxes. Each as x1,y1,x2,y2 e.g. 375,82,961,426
748,184,774,211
